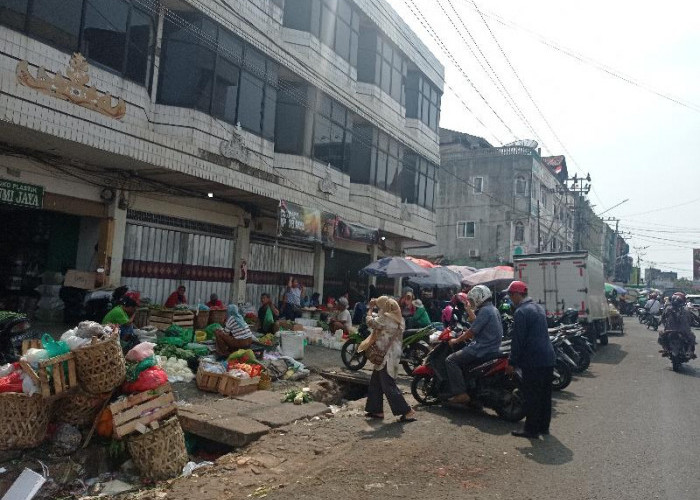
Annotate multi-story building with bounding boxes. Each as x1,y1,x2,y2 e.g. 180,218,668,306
0,0,444,310
421,129,573,266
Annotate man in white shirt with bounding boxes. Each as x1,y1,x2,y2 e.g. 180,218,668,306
645,294,661,315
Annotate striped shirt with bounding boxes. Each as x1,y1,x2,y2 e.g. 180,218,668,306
224,317,254,340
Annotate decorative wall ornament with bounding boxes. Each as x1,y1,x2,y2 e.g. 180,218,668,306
318,164,338,195
220,123,248,162
16,53,126,119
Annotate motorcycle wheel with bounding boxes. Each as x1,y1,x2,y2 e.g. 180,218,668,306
671,356,682,372
552,360,572,391
410,374,440,406
599,333,609,346
401,342,430,376
571,346,591,373
340,340,367,371
495,382,526,422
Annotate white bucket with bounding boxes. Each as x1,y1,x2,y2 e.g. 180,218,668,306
280,332,305,360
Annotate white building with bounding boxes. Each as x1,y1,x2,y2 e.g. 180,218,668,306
0,0,443,311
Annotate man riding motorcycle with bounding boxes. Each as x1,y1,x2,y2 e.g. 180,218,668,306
659,292,696,358
445,285,504,404
645,293,661,315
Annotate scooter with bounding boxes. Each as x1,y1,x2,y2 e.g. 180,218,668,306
411,329,525,422
661,330,695,372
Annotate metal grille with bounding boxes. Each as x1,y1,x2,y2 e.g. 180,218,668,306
126,210,236,239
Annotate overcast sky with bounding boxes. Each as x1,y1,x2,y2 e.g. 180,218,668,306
387,0,700,280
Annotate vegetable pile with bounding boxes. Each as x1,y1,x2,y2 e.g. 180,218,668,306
282,388,312,405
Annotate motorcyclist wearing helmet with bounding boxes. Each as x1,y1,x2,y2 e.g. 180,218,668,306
445,285,504,404
645,293,661,315
659,292,697,358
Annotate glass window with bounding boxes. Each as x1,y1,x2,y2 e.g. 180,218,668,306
375,150,387,190
473,177,483,193
515,175,526,195
0,0,29,31
212,58,240,124
28,0,82,52
283,0,312,31
275,83,307,155
81,0,129,74
457,222,476,238
349,124,372,184
263,86,277,140
334,16,351,60
125,8,155,85
238,71,264,133
405,70,441,132
313,92,352,171
515,222,525,242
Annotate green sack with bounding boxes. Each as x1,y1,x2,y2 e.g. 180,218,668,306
204,323,222,340
125,355,157,382
41,333,70,358
165,324,193,344
156,336,186,348
263,307,275,331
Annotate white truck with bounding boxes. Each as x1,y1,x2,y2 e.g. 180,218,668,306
513,251,609,345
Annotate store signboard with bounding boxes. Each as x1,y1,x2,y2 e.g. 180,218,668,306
0,179,44,208
694,248,700,281
336,220,379,244
279,200,336,243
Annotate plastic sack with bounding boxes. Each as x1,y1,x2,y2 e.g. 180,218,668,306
263,307,275,331
64,336,90,351
125,342,156,362
125,356,157,382
227,369,250,379
42,333,70,358
21,373,39,395
204,323,222,340
121,366,168,393
200,360,226,375
156,336,186,348
0,371,23,393
184,343,209,357
60,328,78,341
165,324,193,344
227,349,259,365
23,348,49,364
0,363,14,378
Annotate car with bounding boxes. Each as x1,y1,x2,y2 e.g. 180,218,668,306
686,294,700,310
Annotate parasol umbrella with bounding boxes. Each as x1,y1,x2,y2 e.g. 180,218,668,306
605,283,628,295
408,266,463,289
446,265,477,281
360,257,430,278
464,266,514,288
405,256,437,269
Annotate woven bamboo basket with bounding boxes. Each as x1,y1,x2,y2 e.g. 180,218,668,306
208,309,227,325
74,331,126,394
0,393,51,450
127,417,188,480
194,310,209,330
54,390,110,427
258,372,272,391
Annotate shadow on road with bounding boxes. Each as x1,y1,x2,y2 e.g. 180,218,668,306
421,405,514,436
358,420,407,440
552,390,579,402
515,435,574,465
592,343,628,365
669,365,700,378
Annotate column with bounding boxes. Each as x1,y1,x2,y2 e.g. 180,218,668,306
232,225,251,304
368,243,379,287
313,243,325,301
105,198,127,287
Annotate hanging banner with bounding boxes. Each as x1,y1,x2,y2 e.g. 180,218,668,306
694,248,700,281
336,220,379,244
279,200,336,244
0,178,44,208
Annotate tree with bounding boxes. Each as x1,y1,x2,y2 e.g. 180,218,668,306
673,278,694,293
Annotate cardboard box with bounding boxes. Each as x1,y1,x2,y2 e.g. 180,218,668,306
63,269,97,290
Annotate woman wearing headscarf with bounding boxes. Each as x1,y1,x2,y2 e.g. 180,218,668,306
359,296,417,422
215,304,254,357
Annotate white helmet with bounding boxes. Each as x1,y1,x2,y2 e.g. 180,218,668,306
467,285,492,308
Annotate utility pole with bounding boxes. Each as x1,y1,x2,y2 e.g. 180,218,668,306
633,245,649,287
603,217,621,280
537,201,541,253
557,173,591,252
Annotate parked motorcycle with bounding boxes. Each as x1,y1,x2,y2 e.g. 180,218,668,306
0,312,33,364
340,324,433,375
662,330,694,372
411,329,525,422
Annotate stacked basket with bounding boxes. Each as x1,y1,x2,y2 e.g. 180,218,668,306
73,330,126,394
0,394,52,450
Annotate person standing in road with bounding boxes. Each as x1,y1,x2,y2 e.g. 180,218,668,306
505,281,555,438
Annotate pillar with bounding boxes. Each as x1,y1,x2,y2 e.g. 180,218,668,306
313,243,325,300
232,225,250,304
105,198,127,287
368,244,378,287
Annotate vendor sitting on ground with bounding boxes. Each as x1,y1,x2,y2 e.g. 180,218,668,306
257,293,280,334
329,297,353,336
407,299,431,329
164,285,187,308
206,293,224,309
102,296,139,348
215,304,254,357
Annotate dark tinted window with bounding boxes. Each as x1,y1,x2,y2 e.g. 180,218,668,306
212,58,240,123
81,0,129,74
0,0,29,31
238,71,264,132
28,0,82,52
312,91,352,172
275,83,306,155
402,151,436,209
125,8,155,85
405,71,441,132
283,0,312,31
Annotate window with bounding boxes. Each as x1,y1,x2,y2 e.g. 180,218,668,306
283,0,359,65
313,92,353,172
541,184,548,209
473,177,483,194
357,26,406,105
158,11,278,139
275,82,307,155
514,222,525,242
402,151,437,209
457,221,476,239
515,175,526,196
1,0,155,87
405,71,441,132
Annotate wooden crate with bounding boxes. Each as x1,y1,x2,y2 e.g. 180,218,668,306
109,383,177,439
195,364,259,397
148,309,195,330
20,352,78,399
195,364,222,393
21,339,42,354
133,308,151,328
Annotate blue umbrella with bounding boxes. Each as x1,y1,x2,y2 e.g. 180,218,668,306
408,266,463,289
360,257,430,278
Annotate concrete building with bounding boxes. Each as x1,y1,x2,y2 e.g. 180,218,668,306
0,0,443,313
421,129,573,266
645,268,678,290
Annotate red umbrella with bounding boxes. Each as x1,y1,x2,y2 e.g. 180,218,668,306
405,256,437,269
464,266,514,287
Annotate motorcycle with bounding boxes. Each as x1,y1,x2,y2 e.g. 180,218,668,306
0,312,34,364
647,313,662,331
411,329,525,422
661,330,694,372
83,286,129,323
341,324,433,375
501,333,574,391
687,307,700,328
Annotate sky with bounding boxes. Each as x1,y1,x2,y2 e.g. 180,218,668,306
386,0,700,280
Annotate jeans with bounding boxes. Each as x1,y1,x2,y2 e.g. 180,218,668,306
445,348,479,396
365,366,411,416
521,366,554,434
283,303,300,320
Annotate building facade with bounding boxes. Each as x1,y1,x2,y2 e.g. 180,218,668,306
0,0,443,311
421,129,573,267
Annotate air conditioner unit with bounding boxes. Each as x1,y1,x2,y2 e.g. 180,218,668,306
469,249,480,258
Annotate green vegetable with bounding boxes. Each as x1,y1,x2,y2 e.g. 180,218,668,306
281,388,313,404
154,344,196,360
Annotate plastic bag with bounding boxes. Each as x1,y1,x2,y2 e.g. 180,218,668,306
204,323,222,340
21,373,39,395
121,366,168,393
226,349,259,365
125,342,156,362
156,336,186,348
0,372,23,393
263,307,275,331
184,343,209,357
125,356,157,382
200,360,226,374
60,328,78,341
227,369,250,379
164,324,193,344
23,348,49,364
64,335,90,351
42,333,70,358
0,363,14,378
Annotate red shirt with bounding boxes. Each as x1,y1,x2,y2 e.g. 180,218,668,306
165,292,187,308
207,299,224,309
